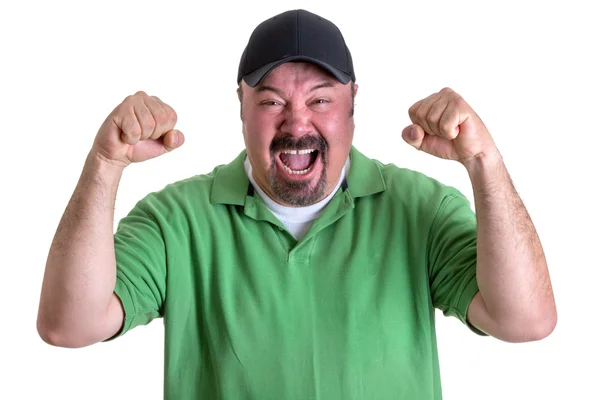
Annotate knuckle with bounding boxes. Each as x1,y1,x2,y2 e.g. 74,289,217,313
162,107,177,126
440,119,453,133
154,109,169,126
440,87,454,94
426,110,438,125
442,127,455,139
135,104,152,124
416,108,428,122
119,97,134,113
151,96,177,125
123,117,141,138
167,109,177,124
408,104,419,117
450,96,465,108
141,116,156,132
134,90,148,97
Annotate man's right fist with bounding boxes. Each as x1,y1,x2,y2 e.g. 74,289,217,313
92,91,184,167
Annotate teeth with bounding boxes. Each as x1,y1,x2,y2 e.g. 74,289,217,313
282,164,313,175
298,149,315,154
279,149,317,175
281,149,316,155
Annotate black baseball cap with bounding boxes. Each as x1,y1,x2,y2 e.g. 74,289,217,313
237,9,355,87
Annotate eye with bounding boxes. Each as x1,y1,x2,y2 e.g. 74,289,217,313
261,100,282,106
313,99,328,104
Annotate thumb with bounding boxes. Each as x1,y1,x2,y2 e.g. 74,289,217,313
163,129,185,152
401,124,425,150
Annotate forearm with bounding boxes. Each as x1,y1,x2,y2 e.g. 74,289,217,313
465,151,556,338
37,153,124,344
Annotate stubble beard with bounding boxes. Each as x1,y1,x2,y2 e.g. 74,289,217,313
269,135,328,207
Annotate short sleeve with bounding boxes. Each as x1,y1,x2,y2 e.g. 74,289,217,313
428,191,486,336
106,201,167,339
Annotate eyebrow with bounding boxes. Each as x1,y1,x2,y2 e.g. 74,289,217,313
310,82,335,91
255,81,335,96
255,85,285,97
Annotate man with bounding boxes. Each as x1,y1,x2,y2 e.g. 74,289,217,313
37,9,556,399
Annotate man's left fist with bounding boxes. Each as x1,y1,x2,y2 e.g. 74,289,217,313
402,87,498,165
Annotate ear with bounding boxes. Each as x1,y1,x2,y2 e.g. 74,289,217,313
237,85,244,121
353,83,359,98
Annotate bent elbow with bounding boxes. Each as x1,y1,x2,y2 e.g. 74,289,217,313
38,325,66,347
37,319,89,349
529,309,558,341
504,310,558,343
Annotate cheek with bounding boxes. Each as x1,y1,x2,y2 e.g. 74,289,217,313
314,112,354,147
313,111,354,176
243,112,278,163
245,107,279,136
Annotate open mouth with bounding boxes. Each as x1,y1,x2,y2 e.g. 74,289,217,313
278,149,319,176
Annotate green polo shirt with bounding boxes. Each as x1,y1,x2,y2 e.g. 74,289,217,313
112,146,483,399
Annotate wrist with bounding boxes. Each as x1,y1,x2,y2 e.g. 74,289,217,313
463,148,504,180
84,151,126,187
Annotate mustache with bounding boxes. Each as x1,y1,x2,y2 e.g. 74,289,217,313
270,135,327,155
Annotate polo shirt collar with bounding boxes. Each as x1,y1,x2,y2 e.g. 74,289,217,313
210,146,386,205
210,150,248,206
345,146,386,198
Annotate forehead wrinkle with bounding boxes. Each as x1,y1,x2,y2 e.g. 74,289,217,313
254,63,341,96
254,85,286,97
310,81,335,92
253,80,337,100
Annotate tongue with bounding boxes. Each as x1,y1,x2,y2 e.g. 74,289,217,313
280,153,312,171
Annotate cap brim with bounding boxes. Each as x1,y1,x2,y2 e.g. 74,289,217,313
241,56,352,87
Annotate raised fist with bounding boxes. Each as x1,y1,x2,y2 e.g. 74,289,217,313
92,91,184,167
402,87,497,165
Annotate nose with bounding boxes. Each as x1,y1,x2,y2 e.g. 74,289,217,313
280,106,313,137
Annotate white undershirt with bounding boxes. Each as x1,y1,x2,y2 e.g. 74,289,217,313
244,156,350,240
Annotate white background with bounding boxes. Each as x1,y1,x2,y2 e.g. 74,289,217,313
1,0,598,398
